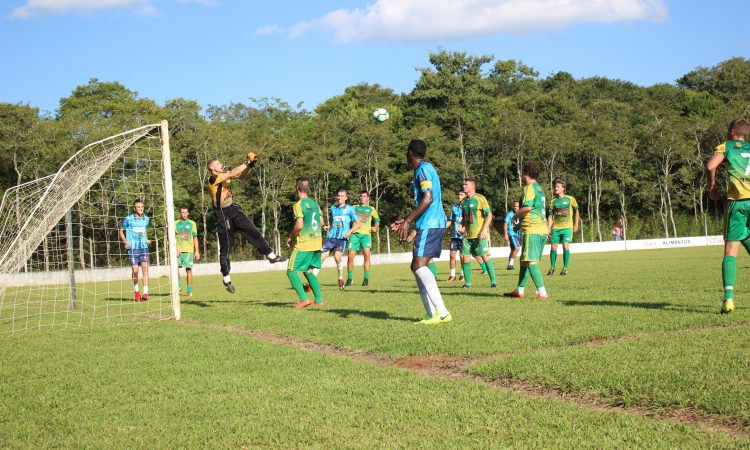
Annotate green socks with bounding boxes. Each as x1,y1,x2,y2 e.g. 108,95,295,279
529,265,544,289
347,270,353,281
364,270,370,280
723,256,736,301
303,272,323,302
428,262,438,278
186,286,192,294
287,271,307,301
485,260,496,284
563,250,570,269
518,265,529,287
550,251,557,269
462,262,472,285
479,262,487,273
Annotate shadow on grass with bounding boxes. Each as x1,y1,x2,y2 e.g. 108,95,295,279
181,300,212,308
260,301,414,322
561,299,712,312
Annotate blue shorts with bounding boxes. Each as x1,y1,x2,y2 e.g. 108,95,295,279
322,237,347,254
413,228,445,258
509,234,521,249
450,237,463,252
128,247,149,266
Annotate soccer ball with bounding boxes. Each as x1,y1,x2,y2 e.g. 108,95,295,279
372,108,390,123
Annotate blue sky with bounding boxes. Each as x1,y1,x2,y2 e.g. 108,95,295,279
1,0,747,115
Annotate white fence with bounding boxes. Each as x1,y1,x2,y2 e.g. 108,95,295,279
2,235,725,287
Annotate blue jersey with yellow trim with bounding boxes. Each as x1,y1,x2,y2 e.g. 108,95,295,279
327,204,359,239
413,161,447,230
122,214,150,250
449,204,464,239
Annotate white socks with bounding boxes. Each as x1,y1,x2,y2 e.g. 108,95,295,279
267,252,278,260
414,266,449,317
312,268,321,277
450,268,456,277
337,262,344,279
223,275,231,283
133,284,139,293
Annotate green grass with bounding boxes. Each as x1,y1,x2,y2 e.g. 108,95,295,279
0,324,745,448
1,246,749,447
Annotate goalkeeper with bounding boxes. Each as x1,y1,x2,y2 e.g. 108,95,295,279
207,151,286,293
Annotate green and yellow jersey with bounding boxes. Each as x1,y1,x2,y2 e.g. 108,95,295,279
354,205,380,234
521,182,548,235
175,219,198,253
292,198,323,252
461,193,491,239
207,173,233,208
548,195,579,230
715,140,750,200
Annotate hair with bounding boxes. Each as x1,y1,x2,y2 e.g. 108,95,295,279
730,118,750,138
553,178,567,190
458,189,466,194
133,199,144,206
180,206,189,212
513,200,520,207
360,190,369,196
207,158,220,171
407,139,427,157
296,177,310,193
464,178,477,188
337,188,348,195
522,161,541,179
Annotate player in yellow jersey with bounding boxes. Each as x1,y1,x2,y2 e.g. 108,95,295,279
346,191,380,286
547,178,579,276
504,161,549,299
286,177,325,309
706,118,750,314
175,207,200,296
459,178,497,288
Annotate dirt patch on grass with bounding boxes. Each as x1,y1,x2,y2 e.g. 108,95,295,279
178,318,750,439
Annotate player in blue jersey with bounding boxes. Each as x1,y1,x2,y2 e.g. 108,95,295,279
312,188,361,290
445,190,466,282
503,201,521,270
119,200,151,302
393,139,452,325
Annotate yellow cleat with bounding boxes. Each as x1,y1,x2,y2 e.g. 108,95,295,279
721,299,735,314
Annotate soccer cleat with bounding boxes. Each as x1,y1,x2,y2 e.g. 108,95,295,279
503,290,525,298
303,283,312,292
268,255,287,264
506,265,514,270
295,299,311,309
223,281,236,294
312,301,325,307
560,269,568,276
547,268,555,276
447,276,456,282
721,299,735,314
141,294,149,302
439,313,453,323
535,293,549,300
362,278,369,287
134,292,141,302
490,283,497,288
338,278,345,290
460,284,472,289
414,313,438,324
458,274,465,281
185,292,193,297
420,313,452,325
345,279,353,287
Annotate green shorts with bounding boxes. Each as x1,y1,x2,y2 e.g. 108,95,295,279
725,199,750,242
347,233,372,252
521,234,547,262
461,237,489,256
550,228,573,244
287,250,322,272
177,252,194,269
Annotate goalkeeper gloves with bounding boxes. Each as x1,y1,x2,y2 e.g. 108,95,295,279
245,151,258,167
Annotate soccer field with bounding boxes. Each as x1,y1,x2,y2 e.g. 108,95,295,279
1,246,748,448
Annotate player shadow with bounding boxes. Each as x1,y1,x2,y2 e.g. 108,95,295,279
102,292,171,302
180,299,212,308
259,301,413,322
560,299,708,312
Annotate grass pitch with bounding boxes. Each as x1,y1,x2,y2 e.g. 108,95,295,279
1,246,748,448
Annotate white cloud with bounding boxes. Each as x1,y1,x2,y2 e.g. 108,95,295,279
175,0,218,6
254,24,284,36
290,0,668,42
10,0,157,18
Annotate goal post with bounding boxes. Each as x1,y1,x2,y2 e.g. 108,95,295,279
0,121,181,335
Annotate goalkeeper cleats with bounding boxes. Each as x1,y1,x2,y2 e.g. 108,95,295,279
134,292,141,302
268,255,287,264
223,281,236,294
295,299,311,309
721,299,735,314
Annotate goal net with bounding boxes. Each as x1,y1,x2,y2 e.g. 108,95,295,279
0,121,180,336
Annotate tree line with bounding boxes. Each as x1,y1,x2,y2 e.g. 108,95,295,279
2,51,749,261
